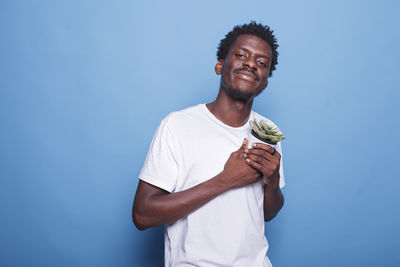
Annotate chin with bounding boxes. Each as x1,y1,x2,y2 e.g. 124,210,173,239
224,86,255,102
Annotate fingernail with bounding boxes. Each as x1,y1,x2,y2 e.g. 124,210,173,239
246,159,250,163
252,143,257,147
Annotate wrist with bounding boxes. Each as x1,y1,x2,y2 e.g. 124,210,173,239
263,174,280,189
211,171,232,193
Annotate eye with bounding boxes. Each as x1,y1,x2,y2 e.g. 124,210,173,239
258,61,267,67
235,53,245,58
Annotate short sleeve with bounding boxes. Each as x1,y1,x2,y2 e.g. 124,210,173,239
275,141,285,188
139,118,179,193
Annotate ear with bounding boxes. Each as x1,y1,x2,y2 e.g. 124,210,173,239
215,59,223,75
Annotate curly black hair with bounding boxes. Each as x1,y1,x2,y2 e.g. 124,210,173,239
217,22,279,77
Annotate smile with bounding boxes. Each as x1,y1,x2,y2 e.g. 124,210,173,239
235,70,257,82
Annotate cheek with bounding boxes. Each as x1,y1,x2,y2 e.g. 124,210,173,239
260,71,269,85
222,66,235,80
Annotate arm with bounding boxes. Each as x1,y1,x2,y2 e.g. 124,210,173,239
263,178,284,221
132,139,260,230
244,143,284,221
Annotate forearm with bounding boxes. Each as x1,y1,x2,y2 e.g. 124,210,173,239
263,182,284,221
133,172,230,230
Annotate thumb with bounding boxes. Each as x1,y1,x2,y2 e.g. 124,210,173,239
239,138,248,151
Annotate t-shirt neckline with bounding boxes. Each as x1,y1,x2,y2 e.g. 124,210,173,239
200,103,253,132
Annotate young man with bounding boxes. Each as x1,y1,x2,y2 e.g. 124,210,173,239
133,22,285,267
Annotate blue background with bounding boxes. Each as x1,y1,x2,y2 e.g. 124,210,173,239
1,0,399,266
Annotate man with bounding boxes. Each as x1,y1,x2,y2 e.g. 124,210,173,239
132,22,285,267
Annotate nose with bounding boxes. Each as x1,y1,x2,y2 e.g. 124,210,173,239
243,56,257,70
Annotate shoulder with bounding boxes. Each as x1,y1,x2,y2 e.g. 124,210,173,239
161,104,205,130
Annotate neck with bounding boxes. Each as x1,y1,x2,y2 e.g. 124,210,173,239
206,88,254,127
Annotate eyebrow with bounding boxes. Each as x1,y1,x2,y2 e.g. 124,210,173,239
238,47,271,59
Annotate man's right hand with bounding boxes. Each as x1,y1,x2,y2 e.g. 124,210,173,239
220,138,261,189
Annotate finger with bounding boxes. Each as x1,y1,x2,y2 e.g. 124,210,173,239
234,138,249,159
248,148,274,162
240,138,248,151
246,154,274,170
251,144,281,160
246,153,280,177
248,148,281,162
251,142,275,154
245,158,273,177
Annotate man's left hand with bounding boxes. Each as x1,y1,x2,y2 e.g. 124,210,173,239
244,143,281,188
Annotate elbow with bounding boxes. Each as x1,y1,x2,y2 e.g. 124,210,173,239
132,205,151,231
264,213,277,222
132,212,146,231
264,195,284,222
264,212,276,222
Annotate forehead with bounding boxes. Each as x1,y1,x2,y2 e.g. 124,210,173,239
229,34,272,57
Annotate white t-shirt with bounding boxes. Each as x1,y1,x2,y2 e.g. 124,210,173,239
139,104,285,267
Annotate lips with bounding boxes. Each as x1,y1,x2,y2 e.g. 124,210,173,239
235,69,257,81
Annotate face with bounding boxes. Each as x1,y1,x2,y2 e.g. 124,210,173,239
215,34,272,102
